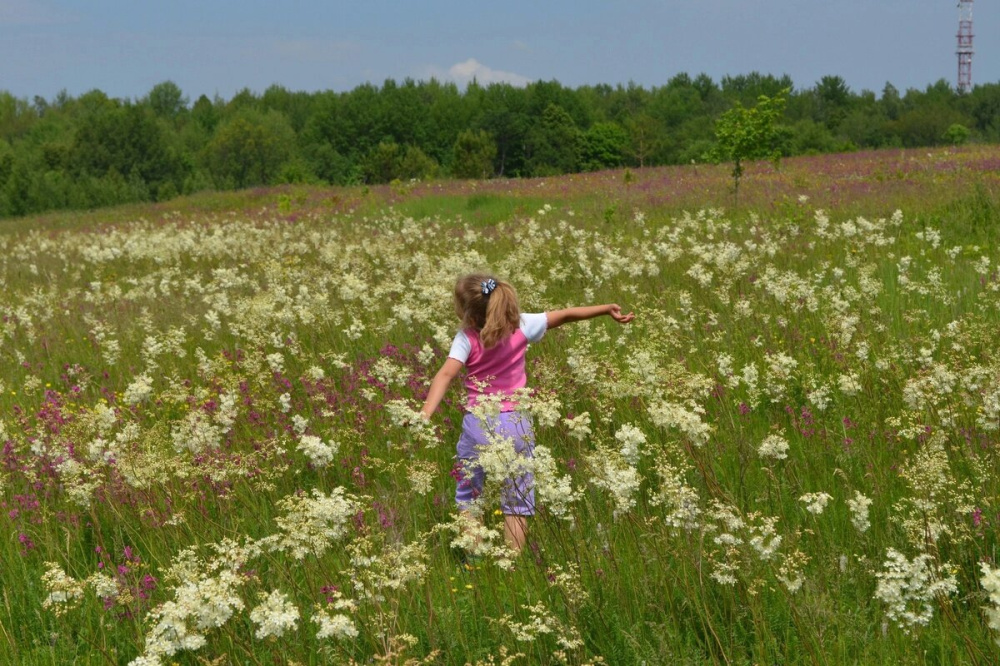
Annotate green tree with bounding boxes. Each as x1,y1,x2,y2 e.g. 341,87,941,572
397,144,438,180
813,75,853,131
580,122,628,171
204,110,295,189
526,103,580,176
361,140,402,184
146,81,188,119
711,89,788,203
451,129,496,179
70,102,185,199
0,92,37,141
943,123,971,146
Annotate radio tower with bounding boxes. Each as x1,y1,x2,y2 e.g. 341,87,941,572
957,0,974,93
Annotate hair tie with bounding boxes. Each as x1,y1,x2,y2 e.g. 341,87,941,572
481,278,497,296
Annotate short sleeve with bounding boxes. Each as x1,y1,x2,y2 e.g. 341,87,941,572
448,331,472,363
520,312,548,343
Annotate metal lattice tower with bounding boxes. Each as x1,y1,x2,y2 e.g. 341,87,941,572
957,0,974,93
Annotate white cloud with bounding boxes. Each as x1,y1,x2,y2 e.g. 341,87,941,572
445,58,531,87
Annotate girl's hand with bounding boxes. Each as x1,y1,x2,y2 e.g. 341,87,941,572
607,304,635,324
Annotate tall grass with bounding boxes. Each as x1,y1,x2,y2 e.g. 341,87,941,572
2,149,1000,665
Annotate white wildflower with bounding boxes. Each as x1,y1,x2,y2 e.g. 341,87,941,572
270,488,358,560
799,492,833,515
979,562,1000,645
313,608,359,640
41,563,85,616
297,434,338,467
563,412,592,441
249,590,299,640
124,375,155,405
614,424,647,465
758,433,790,461
266,352,285,374
874,549,958,632
848,492,873,533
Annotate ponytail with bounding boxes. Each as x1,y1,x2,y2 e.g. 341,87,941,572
454,273,521,349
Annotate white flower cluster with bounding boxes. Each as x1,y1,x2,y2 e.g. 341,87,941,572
123,374,155,404
268,488,358,560
170,410,222,455
648,399,712,446
874,549,957,632
297,434,338,467
313,607,359,640
979,562,1000,645
799,492,833,515
847,491,873,533
649,460,701,531
562,412,592,441
41,562,85,616
249,589,300,639
587,449,640,520
758,433,790,461
136,567,247,663
614,423,646,465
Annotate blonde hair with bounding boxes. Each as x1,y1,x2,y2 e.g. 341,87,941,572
454,273,520,349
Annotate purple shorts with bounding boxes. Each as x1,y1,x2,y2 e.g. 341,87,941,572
455,411,535,516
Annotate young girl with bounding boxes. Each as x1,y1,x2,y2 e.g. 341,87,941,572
419,273,634,551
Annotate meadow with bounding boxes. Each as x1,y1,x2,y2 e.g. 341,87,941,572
3,146,1000,665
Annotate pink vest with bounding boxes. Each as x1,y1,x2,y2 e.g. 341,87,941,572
463,328,529,412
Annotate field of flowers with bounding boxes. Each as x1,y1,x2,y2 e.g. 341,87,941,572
3,146,1000,665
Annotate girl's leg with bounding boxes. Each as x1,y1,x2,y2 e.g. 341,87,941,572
503,514,527,551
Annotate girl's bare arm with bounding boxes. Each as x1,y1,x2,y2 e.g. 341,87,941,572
546,304,635,329
420,357,464,419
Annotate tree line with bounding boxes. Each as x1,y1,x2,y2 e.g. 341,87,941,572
1,73,998,218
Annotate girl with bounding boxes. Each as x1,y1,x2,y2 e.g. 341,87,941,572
419,273,634,551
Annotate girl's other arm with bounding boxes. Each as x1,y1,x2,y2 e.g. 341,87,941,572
420,357,464,419
546,304,635,329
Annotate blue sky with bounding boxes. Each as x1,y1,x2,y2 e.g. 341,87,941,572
1,0,997,101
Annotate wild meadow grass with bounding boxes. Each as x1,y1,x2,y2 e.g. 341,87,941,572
2,146,1000,665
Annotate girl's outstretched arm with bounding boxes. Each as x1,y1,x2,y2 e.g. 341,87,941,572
420,357,464,419
546,303,635,329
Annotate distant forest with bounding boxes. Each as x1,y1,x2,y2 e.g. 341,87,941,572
1,73,999,218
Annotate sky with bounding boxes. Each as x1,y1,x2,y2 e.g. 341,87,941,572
1,0,997,102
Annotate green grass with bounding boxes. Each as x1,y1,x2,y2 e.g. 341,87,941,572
1,148,1000,665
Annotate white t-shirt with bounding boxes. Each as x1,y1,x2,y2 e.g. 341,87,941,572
448,312,547,363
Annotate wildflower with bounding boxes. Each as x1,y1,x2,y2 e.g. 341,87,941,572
124,374,154,404
297,435,338,467
41,563,85,616
847,492,873,533
562,412,592,441
249,590,299,639
799,492,833,515
270,488,358,560
648,400,712,447
874,549,957,632
979,562,1000,645
614,424,646,465
266,352,285,374
313,608,359,640
587,449,640,520
758,433,790,461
